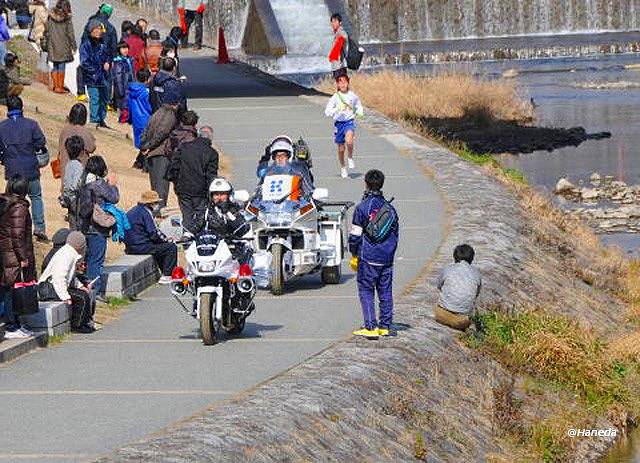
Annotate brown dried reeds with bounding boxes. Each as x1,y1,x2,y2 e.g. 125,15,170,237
318,70,534,123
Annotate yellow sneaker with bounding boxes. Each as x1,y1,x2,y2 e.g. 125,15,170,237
76,94,88,102
352,327,379,338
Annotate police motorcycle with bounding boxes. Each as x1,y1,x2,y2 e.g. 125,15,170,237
245,136,353,296
170,179,256,345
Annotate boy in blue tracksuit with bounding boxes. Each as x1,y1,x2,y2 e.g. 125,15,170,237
128,69,152,148
349,169,399,338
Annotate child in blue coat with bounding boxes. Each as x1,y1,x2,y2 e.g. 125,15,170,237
111,41,134,124
349,169,399,338
128,69,152,148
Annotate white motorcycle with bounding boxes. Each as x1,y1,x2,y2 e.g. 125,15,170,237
245,174,353,295
171,232,256,345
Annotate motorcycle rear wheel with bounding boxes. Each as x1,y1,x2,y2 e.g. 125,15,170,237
270,244,285,296
199,293,217,345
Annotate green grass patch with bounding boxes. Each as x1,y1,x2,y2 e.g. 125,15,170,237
450,142,499,167
501,167,528,185
468,310,637,413
104,296,132,309
466,310,640,461
48,333,70,346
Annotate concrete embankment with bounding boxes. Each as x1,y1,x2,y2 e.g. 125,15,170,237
97,95,628,461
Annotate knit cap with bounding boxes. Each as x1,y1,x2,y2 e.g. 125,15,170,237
87,19,104,34
66,231,87,255
100,3,113,16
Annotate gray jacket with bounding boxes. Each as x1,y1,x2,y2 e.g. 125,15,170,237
436,261,482,315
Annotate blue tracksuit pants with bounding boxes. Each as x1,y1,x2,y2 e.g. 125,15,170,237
357,261,393,330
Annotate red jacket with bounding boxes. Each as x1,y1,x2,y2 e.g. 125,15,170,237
328,26,347,65
125,34,147,74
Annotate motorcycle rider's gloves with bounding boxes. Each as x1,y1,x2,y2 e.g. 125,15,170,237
349,256,359,272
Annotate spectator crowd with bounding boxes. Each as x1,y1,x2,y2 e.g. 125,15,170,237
0,1,216,340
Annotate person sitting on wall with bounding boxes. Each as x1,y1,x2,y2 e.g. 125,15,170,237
123,190,178,285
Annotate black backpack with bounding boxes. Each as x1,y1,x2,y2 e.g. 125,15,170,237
346,37,364,71
364,197,397,243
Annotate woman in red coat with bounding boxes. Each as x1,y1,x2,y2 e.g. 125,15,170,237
125,25,147,75
0,175,37,338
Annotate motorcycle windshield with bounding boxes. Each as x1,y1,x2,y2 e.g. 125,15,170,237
258,201,300,227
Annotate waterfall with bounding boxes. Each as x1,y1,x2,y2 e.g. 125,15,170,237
352,0,640,42
269,0,333,55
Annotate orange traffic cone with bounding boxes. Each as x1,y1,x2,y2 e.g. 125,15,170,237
217,27,229,64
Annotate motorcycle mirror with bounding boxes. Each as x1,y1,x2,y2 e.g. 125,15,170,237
234,190,250,202
312,188,328,201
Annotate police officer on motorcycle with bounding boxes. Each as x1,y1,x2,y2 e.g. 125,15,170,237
193,178,250,239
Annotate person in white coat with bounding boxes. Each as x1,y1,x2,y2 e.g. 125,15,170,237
38,231,96,333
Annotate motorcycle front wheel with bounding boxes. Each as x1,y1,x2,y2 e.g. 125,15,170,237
199,293,217,345
270,243,285,296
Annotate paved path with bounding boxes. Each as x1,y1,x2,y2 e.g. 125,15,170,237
0,58,444,462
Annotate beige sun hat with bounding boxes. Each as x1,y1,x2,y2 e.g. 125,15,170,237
139,190,161,205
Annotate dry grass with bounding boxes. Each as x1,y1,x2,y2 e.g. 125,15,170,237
318,70,534,123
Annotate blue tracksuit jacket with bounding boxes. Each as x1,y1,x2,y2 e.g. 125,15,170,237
348,191,399,266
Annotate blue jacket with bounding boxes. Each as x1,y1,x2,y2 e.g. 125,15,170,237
149,70,186,112
111,56,134,100
348,191,399,266
81,13,118,58
103,203,130,242
0,110,47,180
128,82,152,129
80,38,109,87
0,16,10,42
124,204,169,254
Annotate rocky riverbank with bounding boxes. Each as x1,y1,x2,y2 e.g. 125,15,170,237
555,174,640,233
97,101,636,462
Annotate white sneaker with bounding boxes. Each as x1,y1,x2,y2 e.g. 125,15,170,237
348,158,355,169
158,275,173,285
340,167,348,178
19,326,34,337
4,329,30,339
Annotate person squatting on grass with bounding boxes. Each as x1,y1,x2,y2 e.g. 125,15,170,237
349,169,399,339
38,231,97,333
324,74,363,179
435,244,482,331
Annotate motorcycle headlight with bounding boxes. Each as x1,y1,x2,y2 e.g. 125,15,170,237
198,261,216,272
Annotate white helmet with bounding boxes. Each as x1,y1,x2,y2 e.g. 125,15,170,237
209,177,233,194
269,135,294,158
